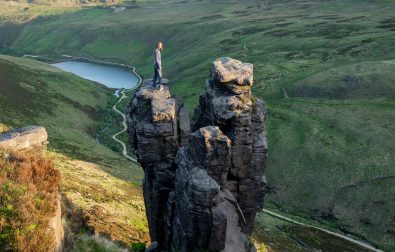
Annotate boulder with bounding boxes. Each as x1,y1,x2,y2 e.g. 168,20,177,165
210,57,253,86
0,126,48,152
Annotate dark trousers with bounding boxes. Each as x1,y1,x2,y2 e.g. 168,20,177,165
152,65,162,87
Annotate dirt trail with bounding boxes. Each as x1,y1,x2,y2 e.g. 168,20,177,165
111,67,142,162
262,208,383,252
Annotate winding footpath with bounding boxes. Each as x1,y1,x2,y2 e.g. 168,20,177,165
262,208,383,252
111,67,142,162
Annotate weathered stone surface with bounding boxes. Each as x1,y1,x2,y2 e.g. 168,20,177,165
136,84,171,101
188,127,231,186
152,98,176,122
170,127,253,252
126,79,191,249
210,57,253,86
192,58,268,233
0,126,48,151
127,57,267,251
178,106,191,146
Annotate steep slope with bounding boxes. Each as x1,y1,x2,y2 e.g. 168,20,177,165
2,0,395,250
0,55,148,247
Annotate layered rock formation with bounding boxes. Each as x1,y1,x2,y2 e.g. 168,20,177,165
126,83,190,245
126,58,268,252
192,57,268,233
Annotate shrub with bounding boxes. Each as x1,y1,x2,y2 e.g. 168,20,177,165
0,124,9,133
131,242,146,252
0,151,61,251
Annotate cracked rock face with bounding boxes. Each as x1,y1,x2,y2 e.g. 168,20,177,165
193,57,268,233
210,57,253,86
127,58,268,252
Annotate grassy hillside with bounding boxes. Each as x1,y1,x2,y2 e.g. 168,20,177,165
0,55,148,248
1,0,395,250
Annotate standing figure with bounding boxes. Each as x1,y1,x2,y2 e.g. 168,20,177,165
152,41,163,90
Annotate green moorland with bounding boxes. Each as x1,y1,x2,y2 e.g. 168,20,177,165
0,55,148,248
1,0,395,250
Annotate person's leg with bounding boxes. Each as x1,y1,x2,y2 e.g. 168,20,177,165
152,67,158,88
158,67,163,86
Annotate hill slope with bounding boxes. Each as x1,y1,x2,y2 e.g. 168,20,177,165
1,0,395,250
0,55,147,247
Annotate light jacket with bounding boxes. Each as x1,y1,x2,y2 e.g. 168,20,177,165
154,49,161,69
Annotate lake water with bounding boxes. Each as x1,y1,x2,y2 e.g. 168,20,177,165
53,60,139,89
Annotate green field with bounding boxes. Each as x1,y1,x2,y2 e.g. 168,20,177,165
1,0,395,250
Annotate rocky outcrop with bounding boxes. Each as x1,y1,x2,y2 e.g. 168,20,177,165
126,58,268,252
192,57,268,233
126,82,188,245
0,126,48,152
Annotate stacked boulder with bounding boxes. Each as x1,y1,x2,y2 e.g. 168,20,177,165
126,57,268,252
126,83,191,244
192,57,268,233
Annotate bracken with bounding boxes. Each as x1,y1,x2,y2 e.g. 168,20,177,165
0,151,60,252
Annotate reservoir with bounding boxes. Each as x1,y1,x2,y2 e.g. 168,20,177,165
53,60,139,89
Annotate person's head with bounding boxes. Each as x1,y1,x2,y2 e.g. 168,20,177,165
156,41,163,51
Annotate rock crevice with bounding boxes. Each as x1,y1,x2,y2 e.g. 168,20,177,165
127,57,268,252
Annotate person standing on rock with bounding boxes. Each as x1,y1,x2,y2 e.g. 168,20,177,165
152,41,164,90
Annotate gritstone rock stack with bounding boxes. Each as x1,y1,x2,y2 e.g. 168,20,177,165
126,57,268,252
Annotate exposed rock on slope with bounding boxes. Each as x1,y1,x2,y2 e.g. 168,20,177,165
0,126,48,151
126,58,268,252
